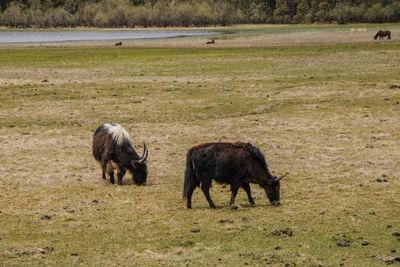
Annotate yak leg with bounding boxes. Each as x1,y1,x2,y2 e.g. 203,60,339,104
101,158,110,181
100,161,106,179
229,183,241,206
201,184,216,209
242,183,255,205
109,171,115,184
105,160,116,184
97,160,107,180
186,184,196,209
117,168,126,185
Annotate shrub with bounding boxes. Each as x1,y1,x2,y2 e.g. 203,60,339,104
315,1,330,22
364,3,384,22
108,6,128,27
2,2,28,27
48,8,77,27
192,2,215,26
81,2,99,26
388,1,400,22
151,1,173,27
93,11,109,27
174,2,194,27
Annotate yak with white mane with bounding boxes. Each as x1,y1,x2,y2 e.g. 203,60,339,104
92,123,148,185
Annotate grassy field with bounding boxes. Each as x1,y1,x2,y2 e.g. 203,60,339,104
1,24,400,266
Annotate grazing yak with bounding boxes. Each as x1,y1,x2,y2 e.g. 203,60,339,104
183,142,285,209
92,123,148,185
374,30,391,40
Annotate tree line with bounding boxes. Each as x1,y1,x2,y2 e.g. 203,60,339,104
0,0,399,28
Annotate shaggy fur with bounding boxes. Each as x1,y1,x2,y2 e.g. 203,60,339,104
183,142,283,209
103,123,130,145
92,124,148,185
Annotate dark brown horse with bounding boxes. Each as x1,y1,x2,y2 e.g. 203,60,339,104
374,30,391,40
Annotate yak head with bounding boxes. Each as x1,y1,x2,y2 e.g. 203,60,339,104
264,174,286,205
131,143,149,185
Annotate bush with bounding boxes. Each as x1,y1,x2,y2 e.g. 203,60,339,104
214,1,237,26
245,2,268,24
304,13,314,23
274,0,292,23
174,2,195,27
151,1,173,27
192,2,215,26
93,11,109,27
108,6,128,27
389,1,400,22
330,3,351,24
382,1,400,22
127,6,152,27
1,2,28,27
315,1,330,22
48,8,77,27
364,3,384,22
81,2,99,26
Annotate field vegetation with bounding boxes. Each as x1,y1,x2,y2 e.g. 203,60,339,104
1,24,400,266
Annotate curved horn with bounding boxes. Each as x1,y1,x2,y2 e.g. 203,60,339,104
138,142,148,164
275,173,287,182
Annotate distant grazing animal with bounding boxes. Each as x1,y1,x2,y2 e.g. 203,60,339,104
374,30,391,40
115,42,122,46
183,142,286,209
92,123,148,185
206,39,215,44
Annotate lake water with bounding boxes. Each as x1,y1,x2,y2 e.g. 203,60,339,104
0,30,217,44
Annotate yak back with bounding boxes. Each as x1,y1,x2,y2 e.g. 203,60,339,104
92,124,140,166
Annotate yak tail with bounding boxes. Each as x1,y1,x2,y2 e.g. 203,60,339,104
183,152,195,199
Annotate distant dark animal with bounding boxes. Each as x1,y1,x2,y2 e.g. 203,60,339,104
374,30,391,40
206,39,215,44
115,42,122,46
183,142,286,209
92,123,148,185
